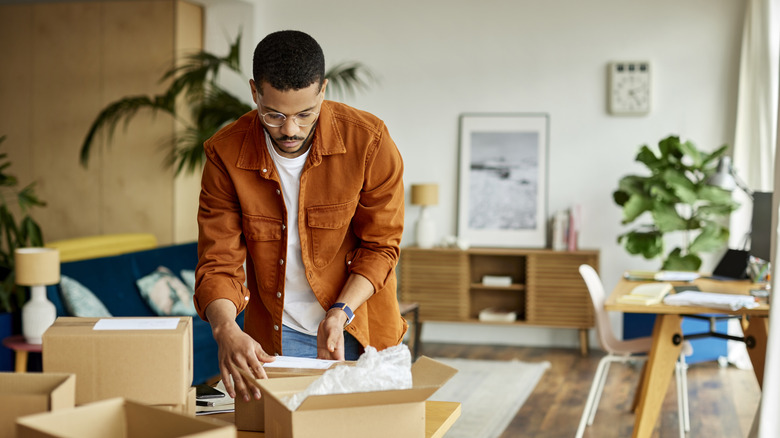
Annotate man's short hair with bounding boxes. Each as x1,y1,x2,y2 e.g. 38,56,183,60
253,30,325,94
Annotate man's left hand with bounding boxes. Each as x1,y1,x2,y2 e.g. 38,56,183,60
317,308,348,360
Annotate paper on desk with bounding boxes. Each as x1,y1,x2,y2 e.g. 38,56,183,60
93,318,180,330
663,291,759,310
264,356,339,369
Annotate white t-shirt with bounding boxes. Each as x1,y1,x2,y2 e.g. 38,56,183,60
264,131,324,336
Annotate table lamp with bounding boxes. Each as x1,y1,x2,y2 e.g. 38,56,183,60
15,247,60,344
707,156,754,199
411,183,439,248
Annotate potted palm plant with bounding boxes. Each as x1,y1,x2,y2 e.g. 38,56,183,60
613,135,739,271
79,34,376,176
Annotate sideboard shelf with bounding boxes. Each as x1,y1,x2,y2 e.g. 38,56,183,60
399,246,599,355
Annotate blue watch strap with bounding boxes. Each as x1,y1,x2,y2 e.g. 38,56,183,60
329,302,355,327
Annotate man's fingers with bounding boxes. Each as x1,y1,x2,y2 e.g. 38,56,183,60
220,368,236,399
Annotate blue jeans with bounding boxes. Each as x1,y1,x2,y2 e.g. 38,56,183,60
281,324,363,360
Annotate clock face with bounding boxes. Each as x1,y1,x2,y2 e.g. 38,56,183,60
609,62,651,115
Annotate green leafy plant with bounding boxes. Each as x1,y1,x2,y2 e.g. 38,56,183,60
0,135,46,312
80,34,377,176
613,135,739,271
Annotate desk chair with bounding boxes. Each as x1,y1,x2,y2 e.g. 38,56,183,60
576,264,689,438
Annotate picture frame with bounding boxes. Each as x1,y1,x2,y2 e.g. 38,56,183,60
457,113,549,248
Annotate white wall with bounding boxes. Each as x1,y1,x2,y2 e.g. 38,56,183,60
211,0,746,346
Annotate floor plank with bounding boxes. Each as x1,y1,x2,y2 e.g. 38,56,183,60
420,342,760,438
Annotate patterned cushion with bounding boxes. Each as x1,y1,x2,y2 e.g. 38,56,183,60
136,266,197,316
180,269,196,292
59,275,112,317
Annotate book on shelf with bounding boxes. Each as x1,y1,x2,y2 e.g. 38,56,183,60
617,282,673,305
481,275,513,287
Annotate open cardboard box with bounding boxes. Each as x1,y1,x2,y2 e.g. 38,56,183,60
0,372,75,438
16,398,234,438
43,317,193,406
256,356,457,438
235,365,341,431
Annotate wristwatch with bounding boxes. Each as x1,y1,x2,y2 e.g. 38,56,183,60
329,302,355,328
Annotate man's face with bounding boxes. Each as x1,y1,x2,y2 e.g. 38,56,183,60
251,79,327,158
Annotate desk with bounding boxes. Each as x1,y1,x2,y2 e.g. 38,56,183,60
2,335,42,372
208,400,461,437
606,277,769,438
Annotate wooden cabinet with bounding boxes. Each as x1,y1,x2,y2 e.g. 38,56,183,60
399,247,599,354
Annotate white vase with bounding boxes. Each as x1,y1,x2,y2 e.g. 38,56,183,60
22,285,56,344
416,206,436,248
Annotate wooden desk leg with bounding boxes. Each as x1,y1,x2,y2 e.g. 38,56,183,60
14,350,28,373
741,315,768,389
632,314,683,438
579,329,589,357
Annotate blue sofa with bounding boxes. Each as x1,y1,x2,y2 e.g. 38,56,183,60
45,242,243,384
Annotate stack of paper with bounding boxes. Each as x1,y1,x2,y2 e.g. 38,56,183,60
623,270,700,282
663,291,760,310
618,282,673,305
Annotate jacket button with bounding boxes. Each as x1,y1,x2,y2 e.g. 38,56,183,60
276,291,282,298
262,168,267,173
244,296,249,301
279,259,284,265
274,324,279,331
276,189,281,195
282,224,286,230
347,260,352,265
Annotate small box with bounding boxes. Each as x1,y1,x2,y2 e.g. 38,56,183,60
257,356,457,438
0,372,75,438
43,317,193,405
16,398,234,438
235,366,334,432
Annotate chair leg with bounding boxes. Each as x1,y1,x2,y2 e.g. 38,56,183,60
576,356,611,438
588,360,611,426
675,353,690,437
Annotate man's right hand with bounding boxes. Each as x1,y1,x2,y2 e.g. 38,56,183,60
206,299,276,401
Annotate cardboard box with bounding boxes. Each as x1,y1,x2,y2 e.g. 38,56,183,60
0,373,75,438
16,398,235,438
235,367,332,432
257,356,457,438
154,386,196,416
42,317,193,405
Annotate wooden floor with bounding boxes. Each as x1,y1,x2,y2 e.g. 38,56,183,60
420,342,761,438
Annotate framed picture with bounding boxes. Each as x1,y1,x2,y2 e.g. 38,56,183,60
457,113,549,248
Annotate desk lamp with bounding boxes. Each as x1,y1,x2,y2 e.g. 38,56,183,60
707,156,753,199
411,184,439,248
15,247,60,344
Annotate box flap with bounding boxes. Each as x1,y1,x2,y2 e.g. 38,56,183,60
410,356,458,388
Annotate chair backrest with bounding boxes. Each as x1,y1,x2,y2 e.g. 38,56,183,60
579,264,624,354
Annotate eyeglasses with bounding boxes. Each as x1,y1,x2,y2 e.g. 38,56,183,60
260,110,319,128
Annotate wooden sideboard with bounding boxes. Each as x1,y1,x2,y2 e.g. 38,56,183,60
398,247,599,355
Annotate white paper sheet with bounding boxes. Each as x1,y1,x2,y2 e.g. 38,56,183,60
263,356,338,369
93,318,180,330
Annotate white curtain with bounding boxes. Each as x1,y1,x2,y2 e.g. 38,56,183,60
730,0,779,251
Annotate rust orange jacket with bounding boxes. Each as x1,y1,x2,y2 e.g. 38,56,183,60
194,101,406,356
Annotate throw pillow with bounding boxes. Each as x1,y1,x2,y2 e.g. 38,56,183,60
180,269,196,292
136,266,197,316
59,275,113,317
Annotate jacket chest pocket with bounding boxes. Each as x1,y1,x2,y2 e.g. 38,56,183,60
307,199,357,268
242,214,283,290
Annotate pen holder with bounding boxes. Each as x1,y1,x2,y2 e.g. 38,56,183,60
747,257,770,283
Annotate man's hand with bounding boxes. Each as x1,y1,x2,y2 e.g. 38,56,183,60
206,299,275,402
317,308,348,360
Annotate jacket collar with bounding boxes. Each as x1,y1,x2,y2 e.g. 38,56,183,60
236,101,346,171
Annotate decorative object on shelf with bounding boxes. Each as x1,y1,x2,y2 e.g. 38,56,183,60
458,113,549,248
613,135,738,271
411,183,439,248
608,61,651,115
551,205,581,251
15,247,60,344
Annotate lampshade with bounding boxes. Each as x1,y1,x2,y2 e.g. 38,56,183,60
708,156,737,191
411,184,439,206
15,247,60,286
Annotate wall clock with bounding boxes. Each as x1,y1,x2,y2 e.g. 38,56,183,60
608,61,651,115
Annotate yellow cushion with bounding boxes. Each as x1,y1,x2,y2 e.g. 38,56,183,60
45,233,158,262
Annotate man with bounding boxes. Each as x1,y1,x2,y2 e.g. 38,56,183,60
194,30,406,402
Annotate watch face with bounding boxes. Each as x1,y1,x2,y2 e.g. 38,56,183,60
609,62,651,115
